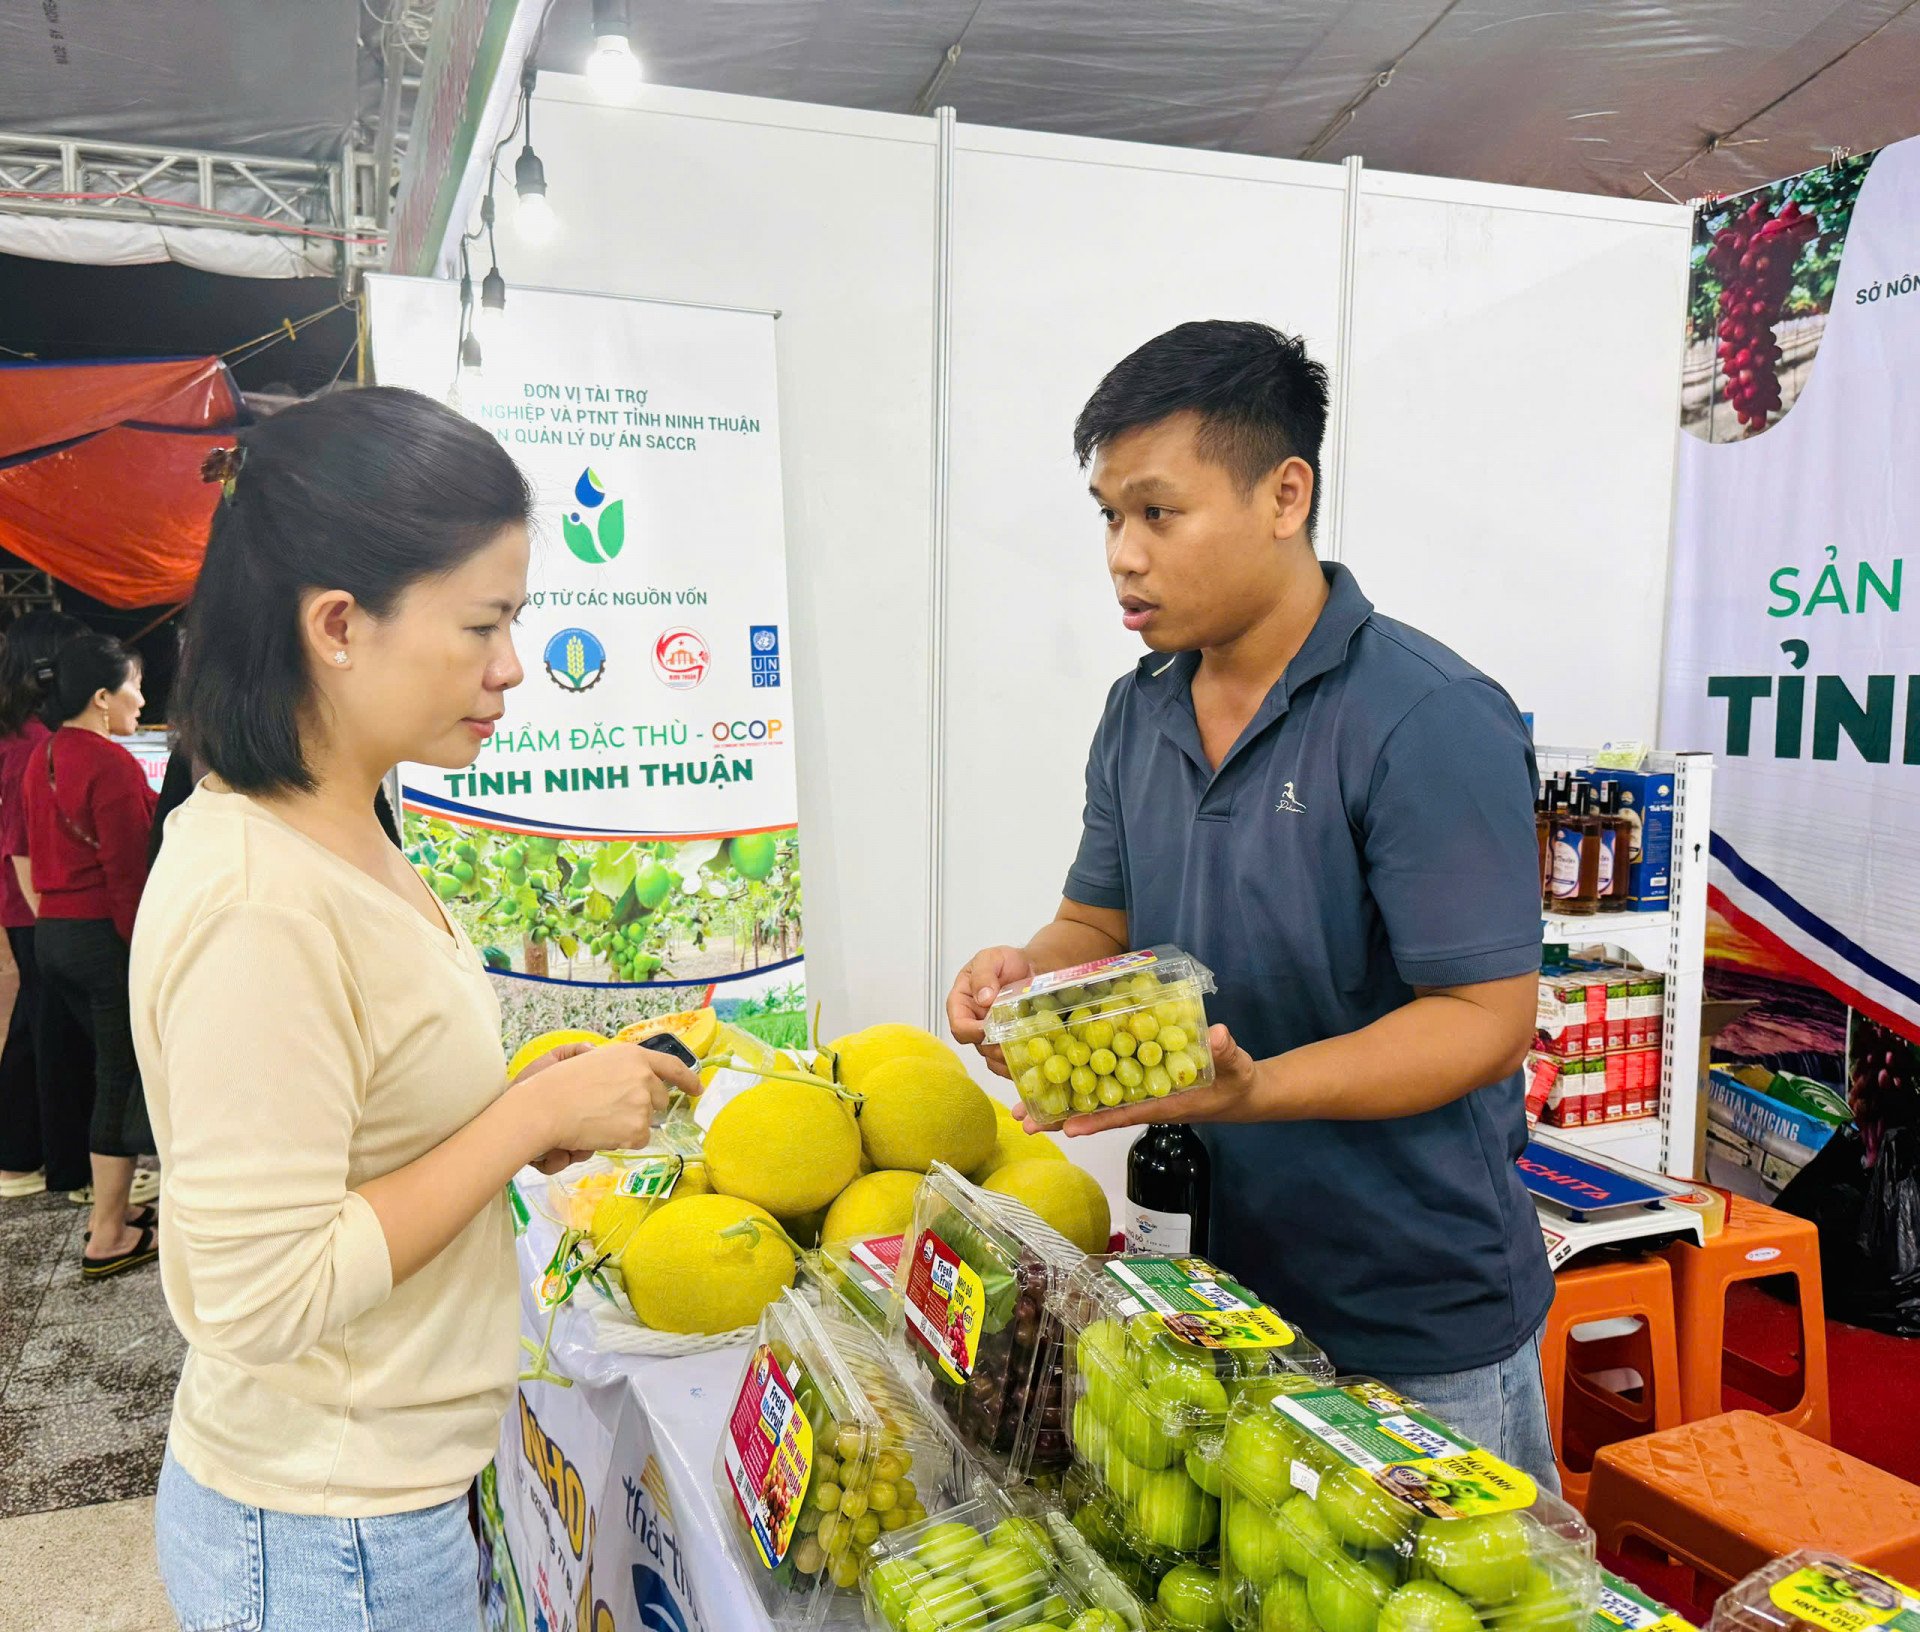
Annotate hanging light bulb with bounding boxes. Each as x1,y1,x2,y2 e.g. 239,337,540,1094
460,329,484,381
513,142,555,243
478,264,507,338
512,73,557,243
587,0,643,97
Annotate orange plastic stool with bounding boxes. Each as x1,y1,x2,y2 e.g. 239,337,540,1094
1541,1256,1683,1511
1660,1194,1830,1439
1587,1412,1920,1600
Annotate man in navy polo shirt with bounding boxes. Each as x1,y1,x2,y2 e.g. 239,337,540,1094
948,320,1557,1482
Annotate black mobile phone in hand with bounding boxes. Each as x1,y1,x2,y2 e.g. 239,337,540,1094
634,1032,699,1071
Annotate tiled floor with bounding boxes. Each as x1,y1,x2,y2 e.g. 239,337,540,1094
0,1188,182,1521
0,1495,176,1630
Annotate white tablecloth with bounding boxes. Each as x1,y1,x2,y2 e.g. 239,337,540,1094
482,1204,774,1632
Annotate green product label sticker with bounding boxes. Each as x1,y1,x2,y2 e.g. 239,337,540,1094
616,1155,683,1200
1104,1256,1297,1349
507,1180,530,1237
532,1232,594,1311
1768,1563,1920,1632
1272,1383,1538,1516
1593,1575,1697,1632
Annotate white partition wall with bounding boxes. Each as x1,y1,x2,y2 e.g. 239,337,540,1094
452,82,1693,1206
1336,172,1691,745
483,81,941,1033
936,126,1348,1191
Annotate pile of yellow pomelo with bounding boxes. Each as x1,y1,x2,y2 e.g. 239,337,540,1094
512,1014,1113,1337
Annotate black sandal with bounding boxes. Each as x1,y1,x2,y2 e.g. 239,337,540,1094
85,1206,157,1241
82,1224,158,1281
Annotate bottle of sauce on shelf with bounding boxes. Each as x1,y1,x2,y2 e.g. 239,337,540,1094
1549,782,1603,915
1596,779,1634,911
1126,1124,1210,1256
1535,780,1553,901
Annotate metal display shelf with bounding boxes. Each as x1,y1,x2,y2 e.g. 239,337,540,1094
1535,748,1715,1180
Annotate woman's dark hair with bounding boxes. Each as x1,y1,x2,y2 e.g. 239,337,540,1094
175,386,533,794
0,609,86,735
1073,320,1331,538
40,631,138,729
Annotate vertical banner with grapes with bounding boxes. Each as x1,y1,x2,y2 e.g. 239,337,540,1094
366,275,805,1047
1663,137,1920,1176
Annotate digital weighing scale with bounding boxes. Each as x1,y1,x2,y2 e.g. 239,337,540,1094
1520,1132,1707,1270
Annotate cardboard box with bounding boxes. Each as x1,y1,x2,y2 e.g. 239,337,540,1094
1607,768,1675,911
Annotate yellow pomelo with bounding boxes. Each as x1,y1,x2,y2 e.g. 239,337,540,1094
972,1113,1069,1183
618,1195,795,1334
827,1022,965,1091
822,1170,924,1245
705,1079,862,1215
982,1160,1112,1254
676,1161,712,1198
613,1007,718,1057
507,1028,608,1081
857,1057,997,1175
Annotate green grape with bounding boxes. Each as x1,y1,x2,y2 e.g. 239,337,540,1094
1137,1040,1164,1067
1098,1078,1125,1108
1115,1058,1144,1090
1090,1048,1118,1076
1019,1067,1045,1101
1160,1026,1191,1054
1145,1066,1174,1098
1028,1036,1055,1064
1113,1031,1138,1059
1070,1066,1097,1095
1066,1040,1092,1068
1129,1012,1160,1042
1043,1054,1072,1085
1086,1020,1116,1051
1169,1054,1199,1089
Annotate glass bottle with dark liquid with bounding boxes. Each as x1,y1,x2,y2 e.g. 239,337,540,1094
1596,779,1634,910
1550,781,1604,915
1126,1124,1211,1256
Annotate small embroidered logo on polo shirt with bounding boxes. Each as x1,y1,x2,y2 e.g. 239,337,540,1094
1275,781,1306,814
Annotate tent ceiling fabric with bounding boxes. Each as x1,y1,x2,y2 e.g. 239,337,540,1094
0,0,358,162
539,0,1920,197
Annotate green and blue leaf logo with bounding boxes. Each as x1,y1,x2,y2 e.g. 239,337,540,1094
562,467,626,564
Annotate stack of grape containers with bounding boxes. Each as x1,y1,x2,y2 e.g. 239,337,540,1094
1216,1377,1597,1632
1052,1253,1334,1609
716,1290,975,1629
889,1163,1087,1486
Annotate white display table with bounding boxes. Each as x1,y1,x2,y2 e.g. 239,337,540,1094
482,1198,776,1632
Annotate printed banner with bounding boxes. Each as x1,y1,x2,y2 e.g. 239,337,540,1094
1663,139,1920,1168
367,276,804,1047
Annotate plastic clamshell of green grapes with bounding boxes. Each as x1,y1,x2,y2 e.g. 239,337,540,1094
1210,1374,1601,1632
861,1494,1102,1632
983,947,1218,1130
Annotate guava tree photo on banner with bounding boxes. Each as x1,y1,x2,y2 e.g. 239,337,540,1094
1663,138,1920,1192
367,276,804,1048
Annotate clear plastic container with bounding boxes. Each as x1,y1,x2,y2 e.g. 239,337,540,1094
862,1495,1085,1632
984,946,1217,1128
1050,1253,1334,1578
889,1162,1087,1483
1590,1568,1698,1632
1214,1376,1598,1632
715,1290,969,1628
803,1234,905,1335
1707,1553,1919,1632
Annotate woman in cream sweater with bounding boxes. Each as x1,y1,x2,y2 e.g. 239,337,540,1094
132,388,699,1630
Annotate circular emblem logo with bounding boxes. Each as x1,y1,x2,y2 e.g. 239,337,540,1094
652,626,710,690
544,626,607,692
752,627,777,653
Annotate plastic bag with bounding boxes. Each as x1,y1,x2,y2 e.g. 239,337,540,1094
1776,1123,1920,1335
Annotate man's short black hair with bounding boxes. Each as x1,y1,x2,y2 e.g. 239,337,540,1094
1073,320,1331,537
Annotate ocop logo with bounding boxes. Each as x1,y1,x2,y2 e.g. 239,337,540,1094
544,626,607,692
653,626,710,691
563,467,626,565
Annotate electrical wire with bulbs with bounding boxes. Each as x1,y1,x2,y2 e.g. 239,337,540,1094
454,0,643,390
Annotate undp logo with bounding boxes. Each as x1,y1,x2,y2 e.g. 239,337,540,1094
562,467,627,565
544,626,607,692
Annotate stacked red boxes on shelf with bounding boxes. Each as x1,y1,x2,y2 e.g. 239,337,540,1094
1527,957,1664,1129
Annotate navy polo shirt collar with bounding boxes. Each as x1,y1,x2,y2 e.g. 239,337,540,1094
1142,563,1375,774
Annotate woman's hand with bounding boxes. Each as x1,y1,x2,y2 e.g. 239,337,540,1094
511,1042,702,1168
1020,1024,1261,1136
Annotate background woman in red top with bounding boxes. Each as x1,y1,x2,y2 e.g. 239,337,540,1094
0,608,93,1200
23,632,160,1276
